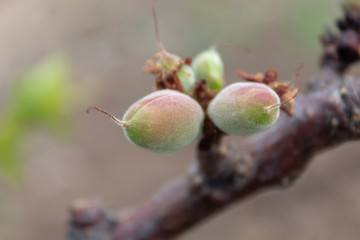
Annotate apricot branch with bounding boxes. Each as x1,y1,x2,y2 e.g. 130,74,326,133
66,75,360,240
65,3,360,240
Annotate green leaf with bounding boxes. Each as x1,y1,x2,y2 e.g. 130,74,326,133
11,54,73,133
0,53,75,183
0,113,25,183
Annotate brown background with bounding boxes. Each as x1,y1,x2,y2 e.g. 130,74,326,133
0,0,359,239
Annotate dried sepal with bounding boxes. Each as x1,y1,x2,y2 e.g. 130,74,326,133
237,68,301,116
143,58,186,92
193,80,219,110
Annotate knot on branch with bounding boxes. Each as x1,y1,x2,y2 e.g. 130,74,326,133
65,199,117,240
342,77,360,134
321,5,360,73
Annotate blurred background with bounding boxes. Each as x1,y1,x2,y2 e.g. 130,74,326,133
0,0,359,239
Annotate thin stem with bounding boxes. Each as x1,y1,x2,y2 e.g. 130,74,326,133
265,64,303,113
87,107,127,127
152,0,165,53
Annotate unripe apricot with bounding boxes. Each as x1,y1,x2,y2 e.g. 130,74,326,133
208,82,280,136
176,64,196,94
156,51,196,94
123,90,204,153
89,90,204,153
192,48,224,90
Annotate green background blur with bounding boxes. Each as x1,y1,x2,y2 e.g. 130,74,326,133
0,0,359,239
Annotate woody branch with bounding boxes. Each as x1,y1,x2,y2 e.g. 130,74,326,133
65,4,360,240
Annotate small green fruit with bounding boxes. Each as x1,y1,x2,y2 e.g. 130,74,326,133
157,51,196,94
89,90,204,153
150,0,196,93
208,82,280,136
192,48,224,90
176,64,196,94
12,54,72,125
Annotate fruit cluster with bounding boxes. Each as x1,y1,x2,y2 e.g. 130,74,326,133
88,0,299,154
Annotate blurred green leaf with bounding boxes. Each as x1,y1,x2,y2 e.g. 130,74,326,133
0,113,25,182
0,53,74,183
11,54,73,133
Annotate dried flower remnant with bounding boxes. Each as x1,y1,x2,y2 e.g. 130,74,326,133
237,66,302,116
143,0,195,94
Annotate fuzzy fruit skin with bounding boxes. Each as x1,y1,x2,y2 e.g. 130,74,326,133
123,90,204,153
176,65,196,94
208,82,280,136
192,49,224,90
